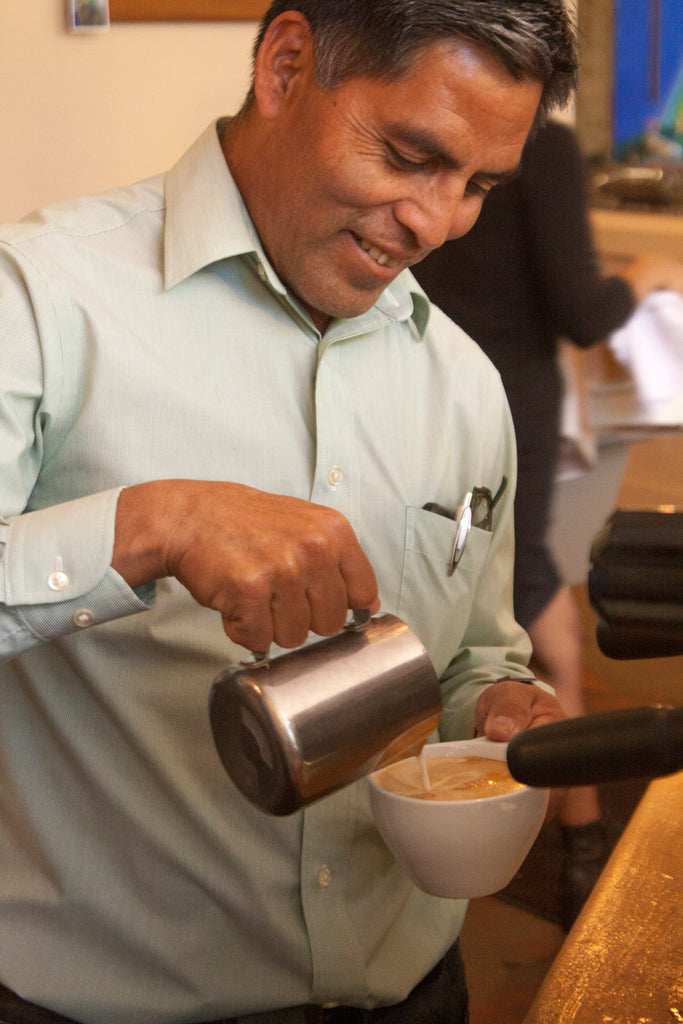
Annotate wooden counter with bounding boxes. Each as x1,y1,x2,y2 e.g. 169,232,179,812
590,208,683,270
523,769,683,1023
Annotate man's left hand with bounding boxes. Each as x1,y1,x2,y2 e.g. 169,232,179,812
474,679,568,815
474,678,566,741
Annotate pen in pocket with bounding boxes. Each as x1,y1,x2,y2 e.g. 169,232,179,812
422,476,508,575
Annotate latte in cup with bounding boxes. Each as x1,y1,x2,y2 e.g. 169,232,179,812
374,754,524,801
369,739,549,898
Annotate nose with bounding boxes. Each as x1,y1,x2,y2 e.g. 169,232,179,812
393,176,483,251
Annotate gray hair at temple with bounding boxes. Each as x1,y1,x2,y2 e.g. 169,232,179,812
246,0,578,117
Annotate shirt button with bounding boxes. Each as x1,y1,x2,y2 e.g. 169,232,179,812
47,570,70,591
317,865,332,889
327,466,343,487
73,608,95,629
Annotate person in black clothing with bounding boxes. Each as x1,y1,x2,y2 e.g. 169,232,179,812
414,119,683,927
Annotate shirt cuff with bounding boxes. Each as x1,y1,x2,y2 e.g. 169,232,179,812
16,568,155,642
0,487,155,643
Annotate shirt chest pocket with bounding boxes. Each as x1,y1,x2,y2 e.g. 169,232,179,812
397,506,493,670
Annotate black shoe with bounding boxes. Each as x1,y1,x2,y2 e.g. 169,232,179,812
560,818,619,930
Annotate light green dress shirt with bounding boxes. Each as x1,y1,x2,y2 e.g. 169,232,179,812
0,120,536,1024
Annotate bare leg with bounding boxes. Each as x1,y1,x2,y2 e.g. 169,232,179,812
526,585,615,928
526,585,601,826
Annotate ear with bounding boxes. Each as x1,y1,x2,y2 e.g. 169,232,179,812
253,12,315,119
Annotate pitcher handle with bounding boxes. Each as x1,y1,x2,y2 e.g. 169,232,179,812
244,609,371,666
344,609,372,632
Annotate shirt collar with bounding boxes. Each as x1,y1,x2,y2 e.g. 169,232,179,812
163,119,264,291
163,119,431,339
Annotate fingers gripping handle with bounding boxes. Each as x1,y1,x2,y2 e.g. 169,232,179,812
244,609,372,666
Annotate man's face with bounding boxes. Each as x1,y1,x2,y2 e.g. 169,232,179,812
247,36,542,331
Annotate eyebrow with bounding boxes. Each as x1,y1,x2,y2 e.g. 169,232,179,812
386,123,522,185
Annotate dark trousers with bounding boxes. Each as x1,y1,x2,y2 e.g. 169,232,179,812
0,941,468,1024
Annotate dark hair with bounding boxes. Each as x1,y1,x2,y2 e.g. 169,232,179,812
247,0,578,116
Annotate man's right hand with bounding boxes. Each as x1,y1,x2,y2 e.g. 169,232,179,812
112,480,380,652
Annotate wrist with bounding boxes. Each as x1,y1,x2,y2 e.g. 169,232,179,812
112,481,177,589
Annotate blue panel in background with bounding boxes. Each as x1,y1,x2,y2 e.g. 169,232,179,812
614,0,683,159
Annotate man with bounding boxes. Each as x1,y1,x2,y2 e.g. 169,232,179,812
0,2,577,1022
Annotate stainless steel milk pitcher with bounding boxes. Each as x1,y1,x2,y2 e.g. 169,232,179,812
209,611,442,815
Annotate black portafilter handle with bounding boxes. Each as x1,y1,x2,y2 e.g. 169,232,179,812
507,706,683,788
588,509,683,660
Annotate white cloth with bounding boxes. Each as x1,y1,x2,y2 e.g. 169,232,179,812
609,290,683,411
556,343,598,481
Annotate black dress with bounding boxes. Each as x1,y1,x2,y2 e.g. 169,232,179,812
413,122,635,628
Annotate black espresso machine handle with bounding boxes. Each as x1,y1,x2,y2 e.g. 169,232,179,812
507,706,683,788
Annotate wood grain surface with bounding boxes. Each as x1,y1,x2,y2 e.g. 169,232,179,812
524,770,683,1023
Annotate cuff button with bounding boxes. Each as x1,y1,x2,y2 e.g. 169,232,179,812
73,609,95,628
48,570,70,591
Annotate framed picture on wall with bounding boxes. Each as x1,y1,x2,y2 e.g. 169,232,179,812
109,0,268,19
67,0,111,32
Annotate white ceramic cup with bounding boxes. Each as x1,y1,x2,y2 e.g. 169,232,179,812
368,737,549,899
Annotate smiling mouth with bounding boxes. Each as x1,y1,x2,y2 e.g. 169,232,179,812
354,234,402,270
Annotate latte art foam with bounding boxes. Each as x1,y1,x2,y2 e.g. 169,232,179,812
375,754,525,801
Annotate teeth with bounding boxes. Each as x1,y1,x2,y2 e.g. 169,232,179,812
358,236,400,269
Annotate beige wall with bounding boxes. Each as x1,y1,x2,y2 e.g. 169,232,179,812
0,4,258,222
